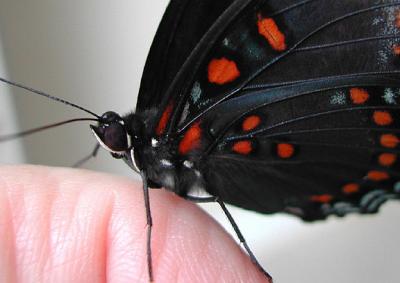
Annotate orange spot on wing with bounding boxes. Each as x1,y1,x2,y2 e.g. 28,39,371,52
396,10,400,28
378,153,397,167
393,44,400,56
208,58,240,85
156,102,174,136
277,143,295,159
257,16,287,51
242,115,261,132
310,194,333,203
380,134,399,148
232,140,253,155
179,122,202,155
367,170,390,181
373,111,393,126
342,183,360,194
350,88,369,104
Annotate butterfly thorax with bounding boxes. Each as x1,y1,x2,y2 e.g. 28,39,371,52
139,133,207,197
91,111,206,197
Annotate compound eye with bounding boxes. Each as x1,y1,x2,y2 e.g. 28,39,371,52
101,111,121,123
91,123,129,153
103,123,128,151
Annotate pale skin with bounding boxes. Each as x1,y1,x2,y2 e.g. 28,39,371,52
0,165,270,283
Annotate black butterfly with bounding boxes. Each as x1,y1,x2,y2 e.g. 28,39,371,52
2,0,400,281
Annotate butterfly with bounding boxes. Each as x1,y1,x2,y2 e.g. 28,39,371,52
2,0,400,282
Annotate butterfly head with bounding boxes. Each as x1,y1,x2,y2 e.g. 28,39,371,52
90,111,145,173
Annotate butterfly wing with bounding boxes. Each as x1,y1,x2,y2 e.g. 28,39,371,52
136,0,235,111
138,0,400,220
201,83,400,220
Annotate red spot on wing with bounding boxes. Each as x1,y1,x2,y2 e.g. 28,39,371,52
232,140,253,155
373,111,393,126
396,10,400,28
378,153,397,167
179,122,202,155
277,143,295,159
310,194,333,203
242,115,261,132
208,58,240,85
380,134,399,148
350,88,369,104
156,102,174,136
257,16,287,51
367,170,390,181
393,44,400,56
342,183,360,194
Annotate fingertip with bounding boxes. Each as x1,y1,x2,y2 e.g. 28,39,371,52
148,197,270,283
0,165,270,282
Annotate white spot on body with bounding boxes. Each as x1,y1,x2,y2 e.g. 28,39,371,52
160,159,173,167
183,160,193,168
151,138,159,147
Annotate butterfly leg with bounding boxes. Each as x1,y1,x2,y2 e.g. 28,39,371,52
217,200,273,282
72,143,100,168
140,171,154,282
185,195,272,281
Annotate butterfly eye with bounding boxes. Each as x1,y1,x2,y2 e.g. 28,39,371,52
90,122,130,153
101,111,122,123
103,123,129,151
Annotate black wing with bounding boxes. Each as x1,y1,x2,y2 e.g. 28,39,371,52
138,0,400,220
202,83,400,221
136,0,235,111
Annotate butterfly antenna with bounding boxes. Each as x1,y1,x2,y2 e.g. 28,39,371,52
0,77,100,119
0,118,98,142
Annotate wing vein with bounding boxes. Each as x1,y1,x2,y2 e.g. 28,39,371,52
177,1,400,132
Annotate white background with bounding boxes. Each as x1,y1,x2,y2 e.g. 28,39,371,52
0,1,399,282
